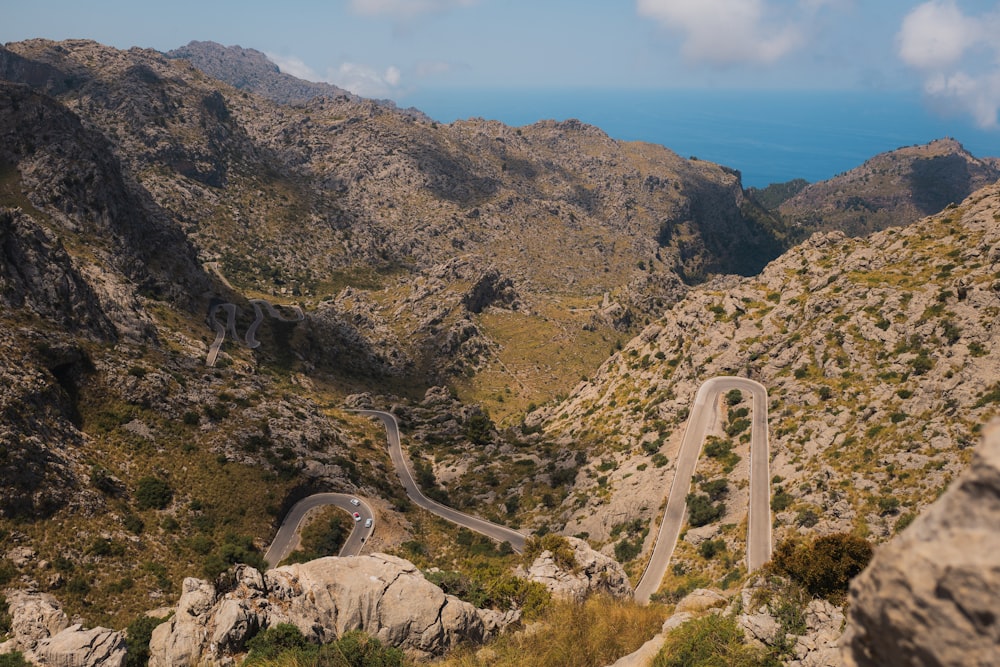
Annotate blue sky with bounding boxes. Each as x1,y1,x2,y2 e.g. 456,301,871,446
4,1,1000,129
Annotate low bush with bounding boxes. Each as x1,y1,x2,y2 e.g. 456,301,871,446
125,614,167,667
686,493,723,527
770,533,873,601
135,476,173,510
243,624,404,667
434,595,664,667
652,613,779,667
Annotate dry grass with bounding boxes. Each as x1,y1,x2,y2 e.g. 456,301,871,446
431,595,666,667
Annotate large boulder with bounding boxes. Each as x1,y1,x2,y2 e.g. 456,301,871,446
520,536,632,601
149,555,516,666
33,623,127,667
840,419,1000,666
1,590,70,652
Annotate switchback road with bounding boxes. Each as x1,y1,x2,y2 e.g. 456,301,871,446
264,493,375,568
355,409,527,553
634,377,772,604
206,299,304,366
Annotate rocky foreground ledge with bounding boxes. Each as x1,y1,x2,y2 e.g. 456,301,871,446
148,554,518,665
840,419,1000,666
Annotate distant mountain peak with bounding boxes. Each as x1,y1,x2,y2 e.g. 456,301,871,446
165,40,357,105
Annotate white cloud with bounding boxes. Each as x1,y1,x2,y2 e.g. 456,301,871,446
266,52,404,99
636,0,808,65
328,62,404,98
265,53,321,82
349,0,475,18
897,1,983,69
414,60,453,78
898,1,1000,129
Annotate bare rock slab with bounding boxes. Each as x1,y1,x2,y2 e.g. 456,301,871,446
841,420,1000,667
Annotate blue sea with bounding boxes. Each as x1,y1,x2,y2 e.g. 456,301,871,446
401,89,1000,188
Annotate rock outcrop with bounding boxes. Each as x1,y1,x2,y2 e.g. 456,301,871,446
840,419,1000,667
0,590,70,653
33,624,127,667
149,556,516,665
0,590,125,666
520,536,632,601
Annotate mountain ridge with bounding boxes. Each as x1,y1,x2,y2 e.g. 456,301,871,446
2,36,1000,666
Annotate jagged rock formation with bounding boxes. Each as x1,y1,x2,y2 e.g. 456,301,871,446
0,590,126,666
519,536,632,601
149,558,516,665
840,419,1000,666
34,623,127,667
777,138,1000,238
164,41,359,106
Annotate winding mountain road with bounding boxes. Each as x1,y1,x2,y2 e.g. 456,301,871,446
634,376,772,604
355,409,527,553
262,377,767,597
264,493,375,568
206,298,304,366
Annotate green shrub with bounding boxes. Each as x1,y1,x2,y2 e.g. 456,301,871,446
524,534,576,571
0,559,15,586
700,479,728,502
0,652,32,667
652,613,779,667
135,476,173,510
614,537,642,563
770,533,873,601
0,593,11,637
244,623,310,662
125,614,167,667
772,487,793,511
686,493,723,527
698,539,726,560
203,534,266,578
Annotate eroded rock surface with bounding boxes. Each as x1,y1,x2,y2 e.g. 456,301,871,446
520,536,632,601
840,420,1000,667
149,556,516,666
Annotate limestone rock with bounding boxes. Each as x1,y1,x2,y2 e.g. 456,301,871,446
840,420,1000,667
520,536,632,601
149,556,515,665
33,623,127,667
674,588,727,614
2,590,70,652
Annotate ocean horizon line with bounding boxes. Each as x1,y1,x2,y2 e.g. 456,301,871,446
397,88,1000,188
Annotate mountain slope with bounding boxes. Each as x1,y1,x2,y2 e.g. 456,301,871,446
165,40,360,106
0,38,792,417
776,138,1000,238
527,181,1000,590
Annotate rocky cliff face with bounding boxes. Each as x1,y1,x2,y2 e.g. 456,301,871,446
840,419,1000,667
148,557,516,665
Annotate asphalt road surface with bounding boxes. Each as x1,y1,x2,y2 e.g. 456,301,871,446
634,377,772,604
207,298,304,365
264,492,375,568
356,409,527,553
